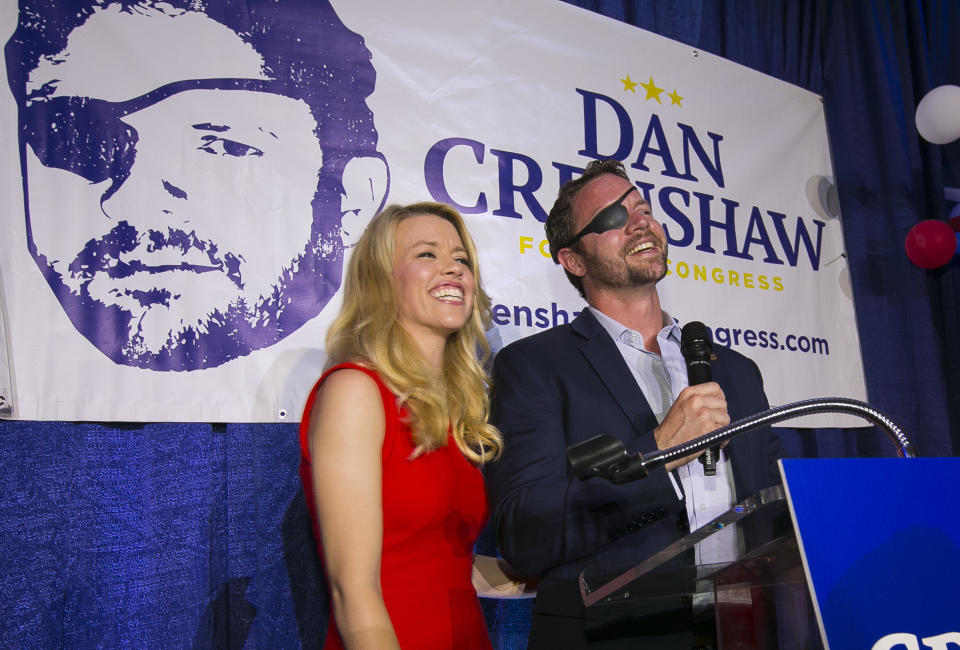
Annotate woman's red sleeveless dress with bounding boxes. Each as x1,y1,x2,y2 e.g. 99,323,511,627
299,363,492,649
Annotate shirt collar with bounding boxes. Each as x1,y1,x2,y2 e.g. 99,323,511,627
588,306,681,350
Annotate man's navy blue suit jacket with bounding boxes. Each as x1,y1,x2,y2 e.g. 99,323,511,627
485,308,784,619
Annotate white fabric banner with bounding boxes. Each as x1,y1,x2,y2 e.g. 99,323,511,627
0,0,866,426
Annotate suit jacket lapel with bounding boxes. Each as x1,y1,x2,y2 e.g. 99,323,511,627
571,309,657,440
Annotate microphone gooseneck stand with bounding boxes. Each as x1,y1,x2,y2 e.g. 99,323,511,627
567,397,916,485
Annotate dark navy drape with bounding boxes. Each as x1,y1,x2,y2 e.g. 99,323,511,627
2,2,958,648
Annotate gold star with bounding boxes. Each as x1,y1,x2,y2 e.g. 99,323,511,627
639,76,664,103
620,74,638,93
668,89,684,106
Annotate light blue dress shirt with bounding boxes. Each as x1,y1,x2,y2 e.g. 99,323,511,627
588,307,737,565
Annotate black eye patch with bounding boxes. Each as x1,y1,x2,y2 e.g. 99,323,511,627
559,187,637,250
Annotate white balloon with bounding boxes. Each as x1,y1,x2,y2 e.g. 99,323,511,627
916,84,960,144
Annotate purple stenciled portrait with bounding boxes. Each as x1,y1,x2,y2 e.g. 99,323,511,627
5,0,389,371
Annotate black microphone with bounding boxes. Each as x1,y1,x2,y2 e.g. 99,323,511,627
680,321,719,476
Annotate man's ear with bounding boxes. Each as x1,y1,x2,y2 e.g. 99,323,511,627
557,247,586,279
339,156,389,247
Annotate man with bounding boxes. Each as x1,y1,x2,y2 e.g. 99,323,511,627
484,159,783,648
4,0,388,371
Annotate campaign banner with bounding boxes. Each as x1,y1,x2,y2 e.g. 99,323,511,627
0,0,866,424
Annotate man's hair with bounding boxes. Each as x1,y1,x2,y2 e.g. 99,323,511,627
325,202,503,464
545,159,631,298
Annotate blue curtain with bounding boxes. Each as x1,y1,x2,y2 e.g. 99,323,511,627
2,2,958,648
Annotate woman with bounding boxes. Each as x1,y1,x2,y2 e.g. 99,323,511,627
299,202,525,649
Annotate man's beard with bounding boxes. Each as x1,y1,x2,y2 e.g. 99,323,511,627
581,237,669,290
32,214,343,372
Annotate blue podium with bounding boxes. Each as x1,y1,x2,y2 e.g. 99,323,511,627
579,458,960,649
782,457,960,649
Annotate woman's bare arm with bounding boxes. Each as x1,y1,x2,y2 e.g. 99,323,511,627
308,368,400,649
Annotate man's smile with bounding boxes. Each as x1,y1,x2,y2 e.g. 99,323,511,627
626,241,657,256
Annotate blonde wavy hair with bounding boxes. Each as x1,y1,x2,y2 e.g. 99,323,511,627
325,202,502,464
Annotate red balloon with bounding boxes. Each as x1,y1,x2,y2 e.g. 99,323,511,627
949,215,960,232
905,220,957,269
